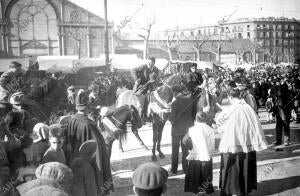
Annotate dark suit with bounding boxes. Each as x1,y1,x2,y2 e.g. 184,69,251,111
170,95,194,174
272,83,293,144
186,71,203,119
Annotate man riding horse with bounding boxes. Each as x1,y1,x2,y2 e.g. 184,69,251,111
186,63,204,119
132,57,160,121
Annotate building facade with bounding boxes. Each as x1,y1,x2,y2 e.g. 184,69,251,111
164,17,300,64
0,0,113,58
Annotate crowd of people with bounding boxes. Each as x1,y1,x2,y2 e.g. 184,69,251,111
0,58,299,196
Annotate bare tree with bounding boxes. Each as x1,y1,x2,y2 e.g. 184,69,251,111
128,15,156,59
153,31,179,61
263,47,282,64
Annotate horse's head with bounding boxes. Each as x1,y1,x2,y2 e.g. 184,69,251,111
164,74,188,94
156,85,174,104
129,105,143,129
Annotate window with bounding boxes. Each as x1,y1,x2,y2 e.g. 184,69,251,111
263,32,266,37
233,26,237,32
290,40,294,46
263,40,269,46
278,25,282,30
225,27,230,33
220,27,224,33
247,25,250,30
238,33,242,39
198,30,202,35
213,28,218,34
291,25,294,30
276,40,279,46
257,24,260,29
284,24,288,30
190,31,194,36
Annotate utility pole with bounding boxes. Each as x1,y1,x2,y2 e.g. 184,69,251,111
104,0,110,71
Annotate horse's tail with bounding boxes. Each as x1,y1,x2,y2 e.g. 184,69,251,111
118,126,128,145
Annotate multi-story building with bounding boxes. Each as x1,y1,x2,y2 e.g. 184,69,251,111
164,17,300,64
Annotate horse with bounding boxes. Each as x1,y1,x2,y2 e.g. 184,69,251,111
97,105,147,159
116,73,222,161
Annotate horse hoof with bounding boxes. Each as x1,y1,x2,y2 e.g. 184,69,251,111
159,153,165,159
151,155,158,162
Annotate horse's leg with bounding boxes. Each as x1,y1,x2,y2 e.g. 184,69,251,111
106,139,114,160
152,114,159,161
132,128,149,151
157,120,166,159
118,136,124,152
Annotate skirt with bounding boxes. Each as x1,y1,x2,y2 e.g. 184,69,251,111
184,159,214,194
219,151,257,196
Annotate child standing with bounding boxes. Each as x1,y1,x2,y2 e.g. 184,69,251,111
24,123,50,166
184,111,215,195
42,124,66,164
70,140,98,196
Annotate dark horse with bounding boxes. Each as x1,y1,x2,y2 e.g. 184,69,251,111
98,105,147,159
116,74,221,161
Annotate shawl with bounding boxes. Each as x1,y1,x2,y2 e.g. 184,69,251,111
186,122,215,161
216,98,268,153
32,123,49,143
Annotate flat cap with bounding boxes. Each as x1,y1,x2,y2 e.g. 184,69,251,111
32,123,50,143
9,92,24,105
10,61,22,68
67,86,75,91
36,162,73,182
22,185,68,196
132,163,168,190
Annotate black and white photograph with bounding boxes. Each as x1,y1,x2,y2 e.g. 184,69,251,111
0,0,300,195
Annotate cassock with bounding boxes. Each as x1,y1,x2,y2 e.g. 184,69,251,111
65,113,113,195
216,98,268,196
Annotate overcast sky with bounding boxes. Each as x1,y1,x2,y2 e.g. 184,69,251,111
70,0,300,31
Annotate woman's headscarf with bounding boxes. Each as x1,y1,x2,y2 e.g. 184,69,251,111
32,123,49,143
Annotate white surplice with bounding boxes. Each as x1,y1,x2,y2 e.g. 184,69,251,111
186,122,215,162
216,98,268,153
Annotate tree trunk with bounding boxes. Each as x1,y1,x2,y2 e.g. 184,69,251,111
168,48,173,61
197,49,201,61
216,45,221,63
143,39,148,60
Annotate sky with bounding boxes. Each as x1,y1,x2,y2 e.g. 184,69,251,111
70,0,300,32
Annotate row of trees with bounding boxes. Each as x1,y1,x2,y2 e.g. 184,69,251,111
115,8,295,64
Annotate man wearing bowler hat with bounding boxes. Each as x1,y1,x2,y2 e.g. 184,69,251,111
65,89,113,195
132,162,168,196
